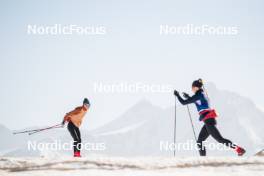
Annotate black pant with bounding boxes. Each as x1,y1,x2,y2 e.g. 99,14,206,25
67,121,81,153
197,118,236,156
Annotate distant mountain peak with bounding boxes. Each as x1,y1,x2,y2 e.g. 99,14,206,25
132,99,156,109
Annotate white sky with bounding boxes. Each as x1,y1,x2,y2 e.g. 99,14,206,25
0,0,263,130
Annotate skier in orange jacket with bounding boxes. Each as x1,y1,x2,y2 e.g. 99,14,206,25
62,98,90,157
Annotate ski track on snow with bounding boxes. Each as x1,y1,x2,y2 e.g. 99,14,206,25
0,156,264,176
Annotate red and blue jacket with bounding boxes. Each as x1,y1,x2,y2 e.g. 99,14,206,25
176,89,217,121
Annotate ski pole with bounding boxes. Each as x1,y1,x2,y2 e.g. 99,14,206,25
186,105,197,142
28,124,63,134
28,125,63,135
13,128,50,135
28,124,64,135
13,123,63,135
173,96,177,157
13,129,38,135
186,105,200,156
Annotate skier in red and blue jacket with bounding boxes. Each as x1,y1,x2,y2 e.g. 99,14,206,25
174,79,246,156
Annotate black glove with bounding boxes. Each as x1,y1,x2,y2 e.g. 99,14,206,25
183,92,190,99
174,90,180,97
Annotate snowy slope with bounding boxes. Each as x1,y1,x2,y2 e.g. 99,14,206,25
1,156,264,176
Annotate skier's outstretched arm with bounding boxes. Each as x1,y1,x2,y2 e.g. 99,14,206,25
174,90,200,105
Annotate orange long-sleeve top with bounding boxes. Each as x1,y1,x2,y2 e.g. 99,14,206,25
64,106,88,127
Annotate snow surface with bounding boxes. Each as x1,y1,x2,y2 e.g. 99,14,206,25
1,156,264,176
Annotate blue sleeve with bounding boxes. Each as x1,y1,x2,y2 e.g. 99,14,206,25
177,94,200,105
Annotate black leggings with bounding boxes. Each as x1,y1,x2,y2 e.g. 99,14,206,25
197,118,236,156
67,121,81,153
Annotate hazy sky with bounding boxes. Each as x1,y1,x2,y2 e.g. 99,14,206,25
0,0,263,130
